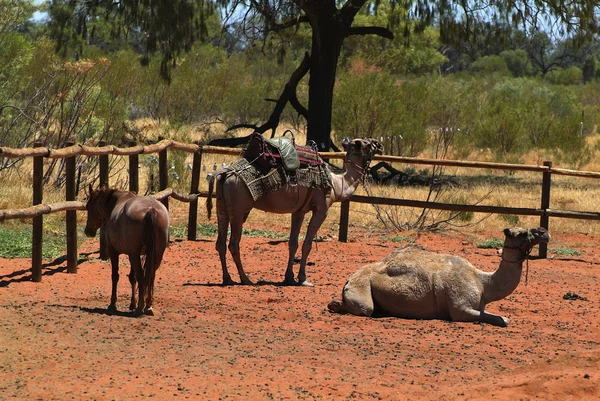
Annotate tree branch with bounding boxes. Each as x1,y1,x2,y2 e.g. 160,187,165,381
341,0,369,21
271,15,310,32
346,26,394,39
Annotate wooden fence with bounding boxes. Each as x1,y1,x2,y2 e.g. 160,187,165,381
2,139,600,282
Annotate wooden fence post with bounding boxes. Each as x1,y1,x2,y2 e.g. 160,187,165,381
339,200,350,242
159,138,168,210
539,161,552,259
187,147,202,240
99,140,109,260
128,141,139,194
31,142,44,282
65,141,77,274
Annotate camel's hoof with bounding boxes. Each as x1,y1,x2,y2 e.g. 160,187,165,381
327,300,344,313
281,278,297,286
222,277,236,286
107,304,117,315
144,307,155,316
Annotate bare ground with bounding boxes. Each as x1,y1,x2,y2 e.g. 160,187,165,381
1,228,600,400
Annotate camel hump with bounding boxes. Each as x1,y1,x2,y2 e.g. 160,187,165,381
382,243,427,262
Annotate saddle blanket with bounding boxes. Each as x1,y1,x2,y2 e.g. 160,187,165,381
227,158,332,201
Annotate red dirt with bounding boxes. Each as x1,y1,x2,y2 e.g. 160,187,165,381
1,228,600,400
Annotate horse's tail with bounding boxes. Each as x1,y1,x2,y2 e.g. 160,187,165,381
206,173,217,220
143,208,160,292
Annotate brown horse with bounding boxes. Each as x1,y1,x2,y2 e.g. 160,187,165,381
84,185,170,316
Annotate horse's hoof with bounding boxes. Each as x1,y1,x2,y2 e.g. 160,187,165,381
134,308,144,317
281,278,297,286
240,279,254,286
129,304,136,311
298,280,314,287
144,307,155,316
222,278,236,286
107,304,117,315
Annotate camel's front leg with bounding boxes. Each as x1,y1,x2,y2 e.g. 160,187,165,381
297,210,328,286
449,307,509,327
283,212,305,285
108,248,120,314
228,217,253,285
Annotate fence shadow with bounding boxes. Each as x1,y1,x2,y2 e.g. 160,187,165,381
0,253,92,287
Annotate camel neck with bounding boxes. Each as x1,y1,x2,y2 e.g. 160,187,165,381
330,162,364,203
483,247,526,303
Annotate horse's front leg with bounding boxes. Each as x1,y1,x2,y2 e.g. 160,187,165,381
297,210,327,287
108,248,120,314
283,212,305,285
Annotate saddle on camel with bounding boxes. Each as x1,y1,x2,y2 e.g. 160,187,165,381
229,130,332,201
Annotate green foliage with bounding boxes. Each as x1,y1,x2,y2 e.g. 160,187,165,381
387,235,415,243
582,55,596,83
546,67,583,86
242,228,288,239
468,55,511,78
0,224,84,260
500,50,533,78
476,238,504,249
550,248,583,256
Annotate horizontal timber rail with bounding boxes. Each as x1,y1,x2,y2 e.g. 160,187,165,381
2,139,600,282
4,141,600,179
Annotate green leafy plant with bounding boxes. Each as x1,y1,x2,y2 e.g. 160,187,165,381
550,248,583,256
476,238,504,249
0,225,84,260
387,235,415,243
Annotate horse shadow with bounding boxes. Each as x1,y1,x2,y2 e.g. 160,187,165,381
0,253,93,288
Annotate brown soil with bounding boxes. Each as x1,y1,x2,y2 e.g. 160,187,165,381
1,228,600,400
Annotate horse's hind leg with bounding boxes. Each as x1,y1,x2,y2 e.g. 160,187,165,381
131,254,145,316
128,258,139,311
108,248,120,314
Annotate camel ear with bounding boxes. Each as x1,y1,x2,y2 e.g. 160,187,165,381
503,228,512,237
342,137,350,151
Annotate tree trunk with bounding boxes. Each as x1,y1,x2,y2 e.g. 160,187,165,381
306,15,345,151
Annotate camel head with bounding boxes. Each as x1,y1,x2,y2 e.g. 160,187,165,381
342,138,384,170
502,227,551,255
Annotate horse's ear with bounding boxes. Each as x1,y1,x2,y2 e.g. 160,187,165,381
88,183,93,195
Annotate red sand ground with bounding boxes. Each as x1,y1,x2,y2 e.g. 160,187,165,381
1,228,600,400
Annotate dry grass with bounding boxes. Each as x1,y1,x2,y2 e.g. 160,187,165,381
2,125,600,241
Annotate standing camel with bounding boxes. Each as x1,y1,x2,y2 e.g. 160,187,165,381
206,137,383,286
328,227,550,326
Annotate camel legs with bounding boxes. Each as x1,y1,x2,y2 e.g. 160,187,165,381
216,209,235,285
283,212,305,285
296,210,327,286
228,217,253,285
449,306,509,327
108,248,120,314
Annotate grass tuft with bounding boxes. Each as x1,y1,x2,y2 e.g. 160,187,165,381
476,238,504,249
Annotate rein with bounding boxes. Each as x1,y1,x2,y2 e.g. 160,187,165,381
501,245,533,285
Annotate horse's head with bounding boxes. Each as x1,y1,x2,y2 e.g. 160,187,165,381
342,138,384,170
84,184,114,237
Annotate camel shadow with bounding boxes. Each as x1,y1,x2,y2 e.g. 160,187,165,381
0,254,92,288
79,306,139,318
183,280,299,287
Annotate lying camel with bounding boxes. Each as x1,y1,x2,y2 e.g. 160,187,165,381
328,227,550,327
